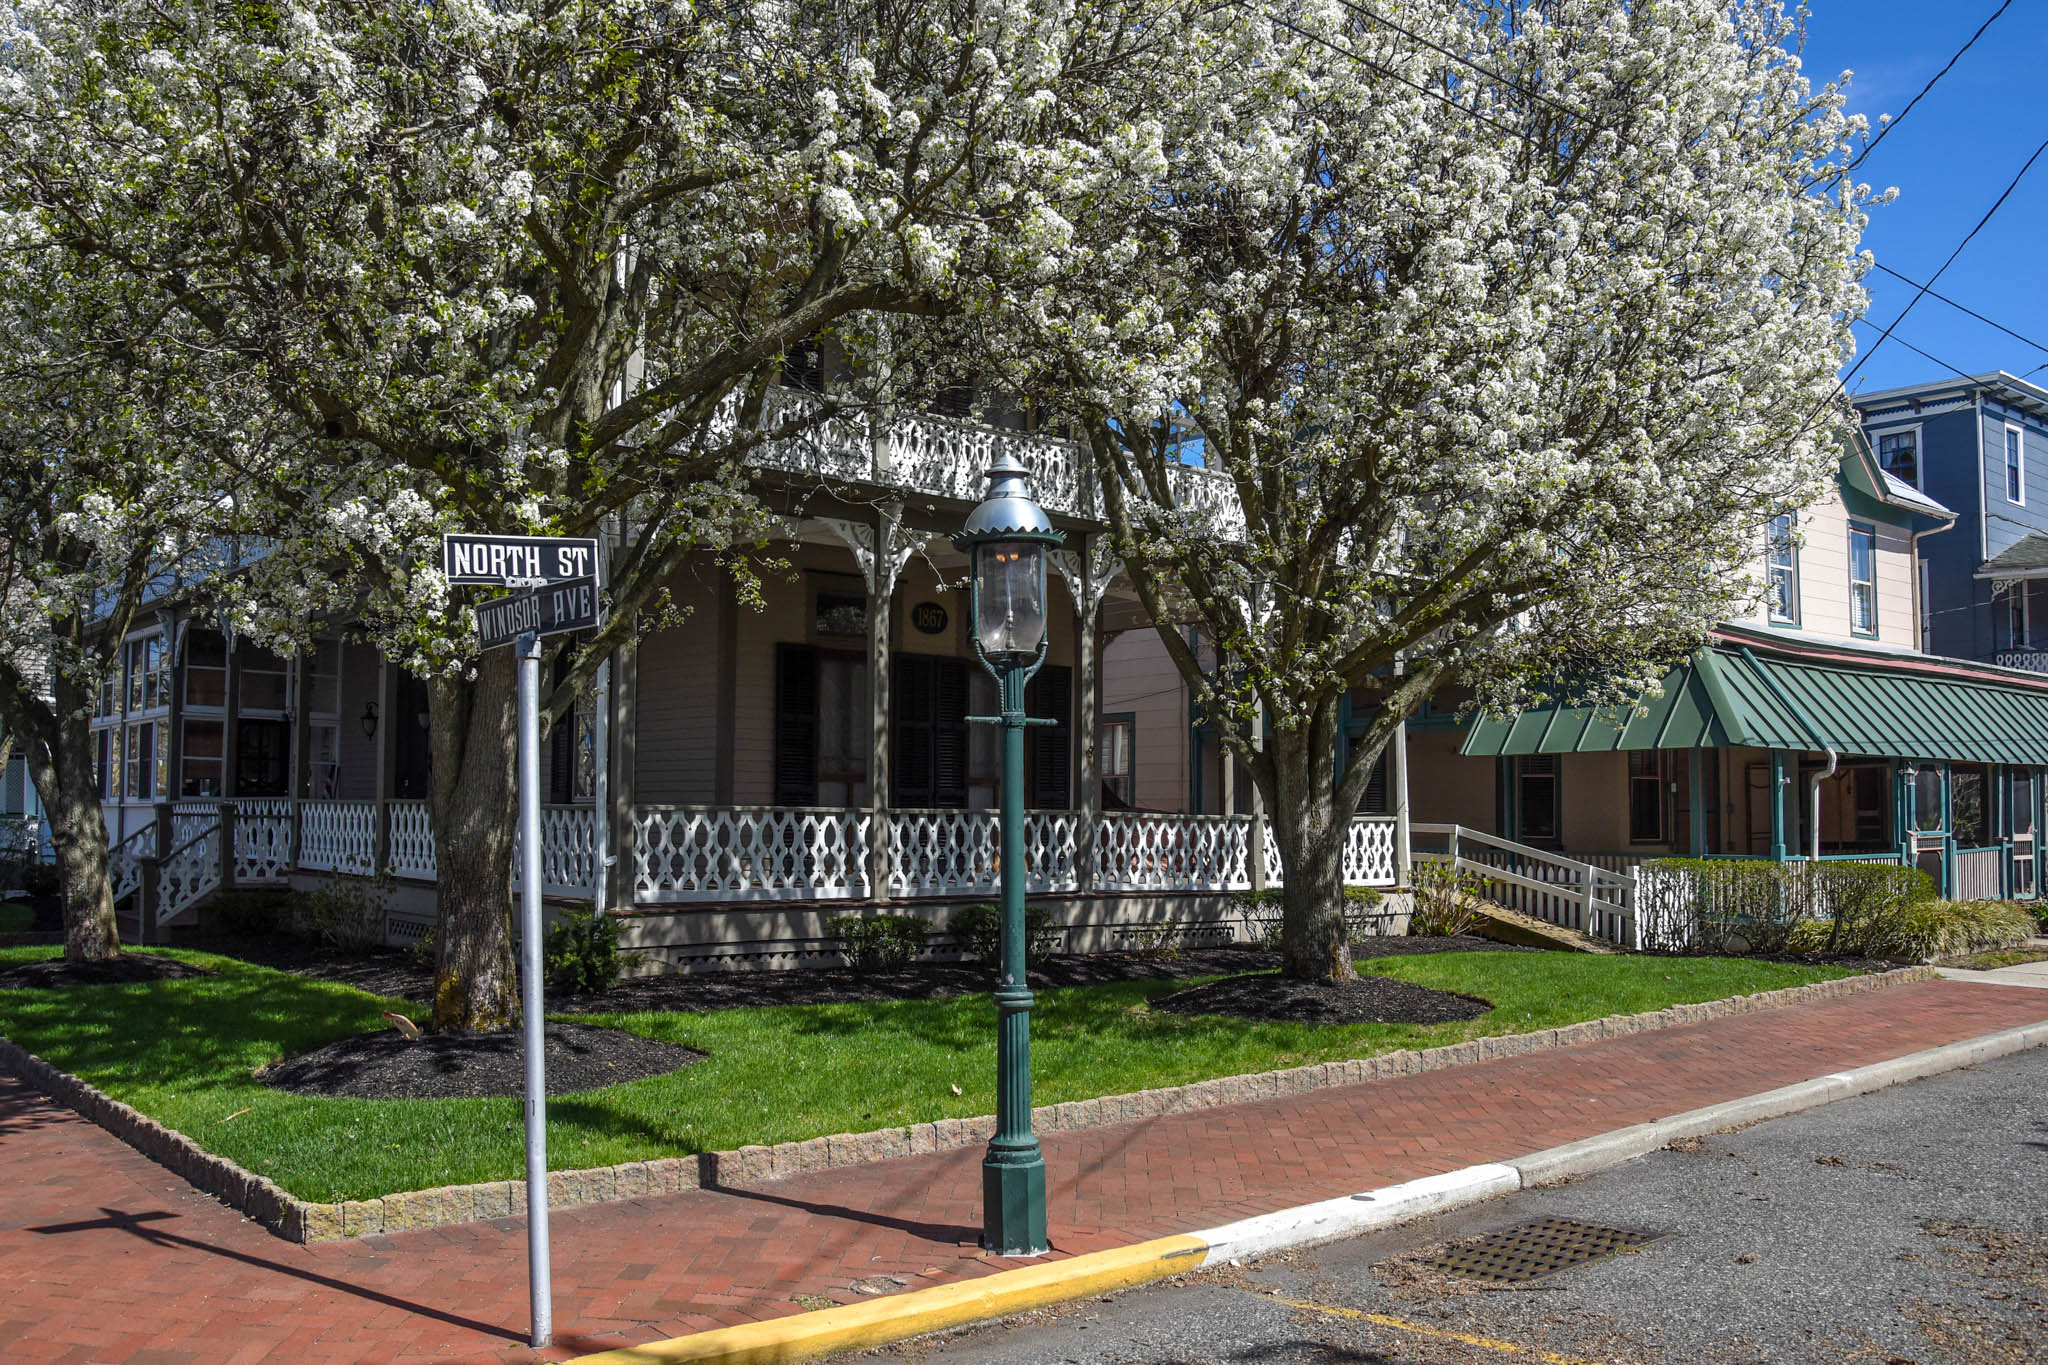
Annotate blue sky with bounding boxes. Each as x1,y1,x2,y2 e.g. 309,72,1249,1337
1801,1,2048,394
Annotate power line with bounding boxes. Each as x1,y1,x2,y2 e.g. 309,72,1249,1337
1842,0,2015,176
1835,133,2048,397
1870,261,2048,359
1250,7,1524,140
1327,0,1595,127
1848,317,1979,388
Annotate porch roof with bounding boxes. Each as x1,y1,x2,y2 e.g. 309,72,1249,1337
1459,627,2048,767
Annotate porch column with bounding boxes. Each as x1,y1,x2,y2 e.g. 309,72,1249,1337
1249,699,1269,895
1053,539,1121,894
591,657,611,910
1391,718,1412,883
606,637,638,913
1767,749,1787,862
371,656,396,877
291,646,314,801
821,506,913,902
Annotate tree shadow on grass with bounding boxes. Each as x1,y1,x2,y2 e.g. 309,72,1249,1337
27,1207,522,1343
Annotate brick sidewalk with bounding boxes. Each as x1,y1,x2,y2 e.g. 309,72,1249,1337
4,977,2043,1364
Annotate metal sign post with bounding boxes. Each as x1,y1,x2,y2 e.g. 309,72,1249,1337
442,532,605,1351
515,628,551,1349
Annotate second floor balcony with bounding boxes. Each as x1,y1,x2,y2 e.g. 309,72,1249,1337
1995,648,2048,674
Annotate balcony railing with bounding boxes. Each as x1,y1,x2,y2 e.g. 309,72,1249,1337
1994,648,2048,673
739,385,1245,534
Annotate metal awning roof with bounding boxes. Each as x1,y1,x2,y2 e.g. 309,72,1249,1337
1460,634,2048,767
1976,533,2048,581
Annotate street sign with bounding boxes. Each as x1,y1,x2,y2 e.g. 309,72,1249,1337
474,577,600,650
443,533,598,588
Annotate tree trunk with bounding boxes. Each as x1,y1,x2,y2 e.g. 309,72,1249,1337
1266,720,1354,982
15,676,121,963
427,650,521,1033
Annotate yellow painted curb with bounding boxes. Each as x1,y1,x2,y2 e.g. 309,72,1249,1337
564,1234,1211,1365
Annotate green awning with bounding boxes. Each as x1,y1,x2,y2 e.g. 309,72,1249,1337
1460,638,2048,767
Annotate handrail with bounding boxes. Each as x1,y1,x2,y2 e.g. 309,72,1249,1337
1411,822,1636,889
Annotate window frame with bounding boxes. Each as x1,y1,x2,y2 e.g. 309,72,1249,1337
2009,583,2031,651
1099,711,1135,808
1872,422,1923,490
1627,751,1664,844
2006,424,2026,506
1514,755,1561,844
1847,520,1879,638
1766,512,1800,626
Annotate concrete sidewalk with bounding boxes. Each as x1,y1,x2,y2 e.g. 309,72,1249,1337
4,976,2045,1365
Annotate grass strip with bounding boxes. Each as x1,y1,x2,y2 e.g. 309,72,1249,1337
0,945,1851,1203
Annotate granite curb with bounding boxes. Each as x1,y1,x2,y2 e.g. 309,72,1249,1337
0,964,1938,1243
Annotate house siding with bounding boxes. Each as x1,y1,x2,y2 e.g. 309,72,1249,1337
1102,628,1191,813
633,562,725,806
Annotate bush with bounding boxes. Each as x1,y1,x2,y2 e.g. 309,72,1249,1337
207,889,290,936
18,860,59,898
1873,898,2037,962
1233,885,1386,949
1640,858,1937,956
1407,861,1484,938
544,906,621,994
827,913,928,971
291,878,388,951
944,903,1060,966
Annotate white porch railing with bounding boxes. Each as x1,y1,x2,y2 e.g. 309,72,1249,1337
155,823,221,927
514,805,603,899
386,800,437,880
1095,811,1254,892
635,805,872,902
299,800,377,874
1955,846,2005,901
1412,823,1638,947
108,824,151,905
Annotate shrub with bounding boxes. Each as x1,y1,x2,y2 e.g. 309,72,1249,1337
544,906,621,994
291,877,388,951
1874,898,2037,962
207,889,290,936
1407,861,1484,938
406,928,437,974
18,860,59,898
1233,885,1386,949
827,913,928,971
945,903,1060,966
1640,858,1936,956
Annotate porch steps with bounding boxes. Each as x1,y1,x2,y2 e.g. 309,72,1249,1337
1467,897,1621,954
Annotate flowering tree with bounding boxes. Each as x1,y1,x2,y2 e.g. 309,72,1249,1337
1,0,1193,1025
0,260,256,962
1013,0,1874,979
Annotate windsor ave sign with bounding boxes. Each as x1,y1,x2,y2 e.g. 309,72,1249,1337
473,578,600,650
443,533,598,588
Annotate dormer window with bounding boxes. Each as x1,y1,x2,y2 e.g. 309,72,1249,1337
1877,429,1919,486
1767,513,1799,625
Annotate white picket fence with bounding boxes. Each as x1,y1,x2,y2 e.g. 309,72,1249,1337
1411,822,1639,947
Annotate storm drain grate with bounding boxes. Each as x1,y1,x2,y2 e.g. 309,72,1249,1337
1419,1217,1668,1284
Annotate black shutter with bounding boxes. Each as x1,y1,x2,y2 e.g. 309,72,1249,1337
1026,665,1072,810
892,654,934,807
934,658,970,807
774,643,819,806
1359,750,1388,814
549,655,574,804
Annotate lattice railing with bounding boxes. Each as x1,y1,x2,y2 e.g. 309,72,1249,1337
156,822,221,926
1341,817,1398,886
232,798,293,883
386,800,437,880
108,824,152,905
298,801,376,875
887,808,997,896
514,805,601,898
635,805,871,902
1095,812,1254,892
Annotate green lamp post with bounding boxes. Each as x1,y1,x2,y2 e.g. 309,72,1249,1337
952,452,1064,1257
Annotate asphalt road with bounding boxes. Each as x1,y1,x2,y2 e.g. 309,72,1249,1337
864,1046,2048,1365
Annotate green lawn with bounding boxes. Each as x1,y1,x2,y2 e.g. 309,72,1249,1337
0,946,1853,1203
0,902,36,933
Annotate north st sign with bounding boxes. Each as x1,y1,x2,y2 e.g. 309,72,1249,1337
475,578,600,650
444,534,599,588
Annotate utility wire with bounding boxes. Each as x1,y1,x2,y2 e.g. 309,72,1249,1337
1834,133,2048,398
1260,10,1523,139
1842,0,2015,176
1849,317,1980,388
1327,0,1596,127
1870,261,2048,359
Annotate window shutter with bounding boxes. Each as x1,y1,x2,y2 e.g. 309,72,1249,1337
933,658,971,807
891,654,934,807
1359,750,1388,814
1026,665,1072,809
774,643,819,806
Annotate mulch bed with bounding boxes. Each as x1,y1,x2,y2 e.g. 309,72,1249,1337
192,932,1535,1014
1149,971,1493,1026
257,1021,703,1100
0,950,216,989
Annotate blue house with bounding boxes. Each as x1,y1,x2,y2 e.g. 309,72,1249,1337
1852,372,2048,666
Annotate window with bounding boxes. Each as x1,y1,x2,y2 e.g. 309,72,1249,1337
124,635,165,713
96,728,116,800
238,646,289,714
1848,523,1878,636
814,592,867,639
1766,513,1798,624
307,639,341,715
2010,585,2031,650
1515,756,1559,843
1876,428,1919,486
123,721,156,799
180,720,224,797
2007,426,2026,505
185,630,226,708
310,722,341,798
235,718,289,796
1912,765,1944,833
1952,765,1989,847
1628,751,1663,843
1100,716,1134,808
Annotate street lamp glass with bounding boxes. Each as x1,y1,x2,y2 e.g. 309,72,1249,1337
973,540,1047,659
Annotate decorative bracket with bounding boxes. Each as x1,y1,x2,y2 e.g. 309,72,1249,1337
1051,534,1124,621
819,501,916,599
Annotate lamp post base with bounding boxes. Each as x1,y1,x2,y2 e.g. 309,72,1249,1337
982,1150,1048,1257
